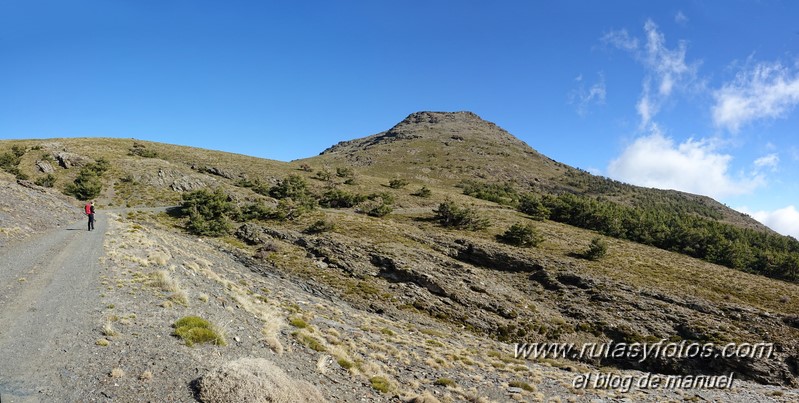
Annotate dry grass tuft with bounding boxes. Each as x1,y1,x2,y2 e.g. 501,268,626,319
110,368,125,378
102,322,119,337
198,357,324,403
139,370,153,381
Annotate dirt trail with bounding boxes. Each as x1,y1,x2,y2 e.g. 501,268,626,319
0,213,106,402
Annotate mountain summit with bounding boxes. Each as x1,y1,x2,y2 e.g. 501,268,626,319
314,111,559,186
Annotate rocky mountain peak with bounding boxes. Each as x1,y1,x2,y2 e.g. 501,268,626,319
320,110,528,156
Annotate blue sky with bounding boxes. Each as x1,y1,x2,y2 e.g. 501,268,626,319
2,1,799,237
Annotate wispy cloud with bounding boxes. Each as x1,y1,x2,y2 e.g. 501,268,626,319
754,153,779,171
570,73,606,116
737,205,799,238
675,11,688,25
607,128,764,199
603,19,699,128
601,29,638,51
712,61,799,132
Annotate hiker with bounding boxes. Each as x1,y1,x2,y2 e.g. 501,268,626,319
85,201,96,231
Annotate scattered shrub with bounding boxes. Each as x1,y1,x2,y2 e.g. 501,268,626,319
305,219,334,234
518,193,550,220
64,167,103,200
336,167,354,178
412,186,432,198
34,174,56,188
460,180,518,206
583,237,608,260
358,198,393,217
319,189,365,208
128,142,158,158
433,200,489,230
388,178,409,189
269,175,316,216
180,188,238,236
497,222,544,248
313,169,332,181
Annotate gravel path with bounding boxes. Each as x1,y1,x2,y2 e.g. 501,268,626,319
0,212,106,402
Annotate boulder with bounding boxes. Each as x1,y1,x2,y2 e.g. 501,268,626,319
35,160,55,173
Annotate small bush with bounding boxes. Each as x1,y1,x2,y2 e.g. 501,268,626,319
583,237,608,260
336,167,354,178
34,173,56,188
461,180,518,206
518,193,550,220
313,169,332,181
497,222,543,248
412,186,432,198
358,198,393,217
172,316,226,346
64,166,103,200
319,189,365,208
433,200,489,230
388,178,409,189
305,219,334,234
180,188,238,236
129,142,158,158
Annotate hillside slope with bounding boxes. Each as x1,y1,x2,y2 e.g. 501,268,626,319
308,111,769,232
1,112,799,401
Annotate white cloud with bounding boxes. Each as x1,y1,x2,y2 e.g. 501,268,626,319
601,29,638,51
712,61,799,132
570,73,606,116
737,205,799,239
608,130,765,199
604,20,698,127
675,11,688,25
754,153,779,171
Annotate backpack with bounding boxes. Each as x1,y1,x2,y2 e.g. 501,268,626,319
85,204,92,215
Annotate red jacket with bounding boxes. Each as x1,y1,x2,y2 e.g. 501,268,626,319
85,204,92,215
